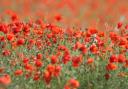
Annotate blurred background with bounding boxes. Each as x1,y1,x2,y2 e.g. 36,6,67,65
0,0,128,29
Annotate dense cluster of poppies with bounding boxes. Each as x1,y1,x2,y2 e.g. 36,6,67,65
0,0,128,89
0,13,128,89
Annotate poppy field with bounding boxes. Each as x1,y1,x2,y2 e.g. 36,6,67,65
0,0,128,89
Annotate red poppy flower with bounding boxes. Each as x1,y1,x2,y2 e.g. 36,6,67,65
17,38,25,46
35,60,43,67
69,79,80,88
53,65,62,77
88,28,98,35
72,55,82,67
6,33,14,41
23,58,29,64
36,53,42,60
118,54,126,63
43,71,52,84
62,52,71,64
90,44,98,54
79,45,87,54
106,63,118,71
2,50,11,56
54,14,62,21
24,64,34,71
64,85,70,89
117,22,123,29
50,55,58,64
14,69,23,76
0,74,11,86
87,58,94,64
47,64,55,73
109,55,118,63
104,73,111,80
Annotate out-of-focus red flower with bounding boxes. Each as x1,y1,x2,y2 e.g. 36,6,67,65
109,55,118,63
88,28,98,35
24,64,34,71
25,72,32,79
33,72,40,81
47,64,55,73
0,74,11,86
12,26,22,34
119,38,127,46
125,24,128,30
106,63,118,71
69,78,79,88
36,39,42,49
36,53,42,60
0,67,5,73
53,65,62,77
64,85,70,89
14,69,23,76
73,42,82,50
17,38,25,46
0,24,8,34
87,58,94,64
90,44,98,54
72,55,82,67
54,14,62,21
98,32,104,37
23,25,30,33
117,54,126,63
62,51,71,64
104,73,111,80
6,33,14,41
35,60,43,67
33,74,40,81
11,14,19,21
50,55,58,64
79,45,87,54
29,39,35,45
58,45,67,51
2,50,11,56
109,32,120,42
43,71,52,84
23,58,29,64
0,36,5,42
117,22,123,29
64,78,79,89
